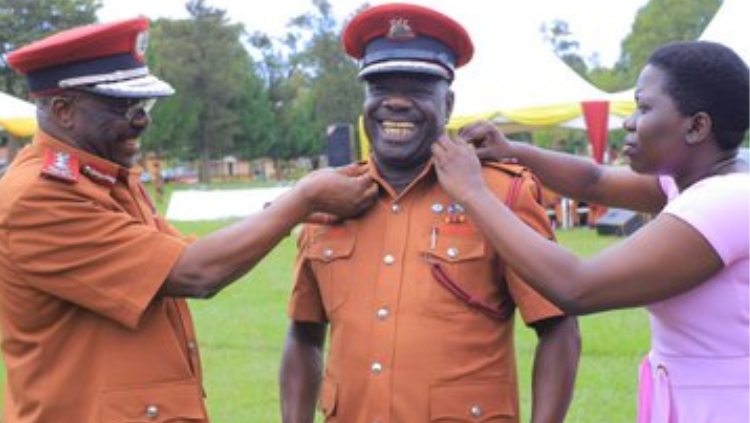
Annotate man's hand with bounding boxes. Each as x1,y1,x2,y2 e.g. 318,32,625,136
296,163,378,221
458,120,518,163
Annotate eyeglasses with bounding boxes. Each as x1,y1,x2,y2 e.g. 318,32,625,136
122,98,156,121
53,92,157,122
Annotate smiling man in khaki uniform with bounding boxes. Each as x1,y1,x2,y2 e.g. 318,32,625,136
280,3,581,423
0,17,376,423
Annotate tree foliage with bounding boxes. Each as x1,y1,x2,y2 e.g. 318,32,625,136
537,0,721,156
250,0,364,160
144,0,271,181
541,19,587,77
0,0,101,97
0,0,371,167
616,0,721,84
544,0,721,92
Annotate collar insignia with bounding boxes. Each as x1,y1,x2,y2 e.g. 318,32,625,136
81,164,117,188
41,149,79,183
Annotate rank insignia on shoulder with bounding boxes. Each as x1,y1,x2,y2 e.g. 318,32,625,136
41,149,79,183
81,164,117,187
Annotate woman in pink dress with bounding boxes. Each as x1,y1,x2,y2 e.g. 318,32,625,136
431,40,748,423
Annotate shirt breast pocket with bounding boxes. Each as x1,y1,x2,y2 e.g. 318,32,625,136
419,233,500,316
98,380,207,423
304,231,357,314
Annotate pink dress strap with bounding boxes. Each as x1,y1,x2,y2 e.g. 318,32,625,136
637,355,652,423
637,354,676,423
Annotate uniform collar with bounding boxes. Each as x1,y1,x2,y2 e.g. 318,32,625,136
367,156,437,200
33,130,129,188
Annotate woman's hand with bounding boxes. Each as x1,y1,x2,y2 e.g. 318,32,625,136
458,120,518,163
431,133,487,204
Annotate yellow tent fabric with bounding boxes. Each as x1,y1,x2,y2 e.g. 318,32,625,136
0,117,37,138
446,98,635,134
356,98,636,160
447,102,584,132
609,98,636,118
1,91,37,138
357,115,370,160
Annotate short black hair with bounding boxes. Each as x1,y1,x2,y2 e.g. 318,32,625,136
648,41,749,150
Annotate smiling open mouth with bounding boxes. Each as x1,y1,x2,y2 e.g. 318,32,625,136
382,120,416,142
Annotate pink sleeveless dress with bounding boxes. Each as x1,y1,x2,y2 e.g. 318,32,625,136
637,173,749,423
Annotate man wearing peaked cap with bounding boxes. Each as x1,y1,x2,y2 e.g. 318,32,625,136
7,16,174,98
281,3,580,423
342,2,474,81
0,17,377,423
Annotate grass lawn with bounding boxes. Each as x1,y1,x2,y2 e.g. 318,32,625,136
186,226,649,423
0,184,650,422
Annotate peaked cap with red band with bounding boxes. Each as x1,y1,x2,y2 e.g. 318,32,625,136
342,3,473,81
6,17,173,98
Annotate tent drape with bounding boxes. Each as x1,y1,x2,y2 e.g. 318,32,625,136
581,101,610,164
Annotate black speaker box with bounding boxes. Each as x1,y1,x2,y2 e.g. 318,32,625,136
595,208,644,236
326,124,354,167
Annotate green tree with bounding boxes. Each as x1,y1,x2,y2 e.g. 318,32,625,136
249,0,365,161
542,19,588,78
288,0,364,132
542,0,721,93
231,67,278,161
0,0,101,97
247,32,290,159
616,0,721,85
145,0,267,181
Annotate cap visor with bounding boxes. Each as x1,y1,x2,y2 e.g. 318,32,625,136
82,74,175,98
359,60,452,80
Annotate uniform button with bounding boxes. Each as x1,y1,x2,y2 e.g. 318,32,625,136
145,404,159,419
447,247,460,259
383,254,395,265
376,308,390,320
323,248,334,260
469,404,483,418
371,361,383,374
391,203,400,213
187,341,196,351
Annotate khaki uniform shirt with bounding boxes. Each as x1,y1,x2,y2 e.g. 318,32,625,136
289,163,564,423
0,132,208,423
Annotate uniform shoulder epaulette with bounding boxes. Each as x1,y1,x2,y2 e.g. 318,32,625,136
40,148,79,183
481,161,543,205
481,160,531,177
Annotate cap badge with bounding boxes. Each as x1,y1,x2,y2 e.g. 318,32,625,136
41,149,79,183
134,30,149,59
387,18,415,40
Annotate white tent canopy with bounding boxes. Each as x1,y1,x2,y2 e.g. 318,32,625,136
607,0,749,110
450,14,611,116
434,2,633,133
445,0,745,134
699,0,748,64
